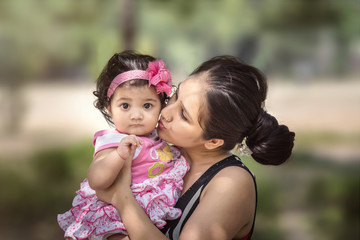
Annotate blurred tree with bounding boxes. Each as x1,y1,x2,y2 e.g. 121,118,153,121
122,0,136,49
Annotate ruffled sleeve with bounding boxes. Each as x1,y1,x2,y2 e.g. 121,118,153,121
93,130,141,158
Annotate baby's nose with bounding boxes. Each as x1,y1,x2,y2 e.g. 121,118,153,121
130,109,143,120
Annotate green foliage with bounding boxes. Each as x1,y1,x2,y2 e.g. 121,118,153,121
305,165,359,239
241,149,359,239
0,141,92,228
0,0,119,81
258,0,354,30
1,0,358,83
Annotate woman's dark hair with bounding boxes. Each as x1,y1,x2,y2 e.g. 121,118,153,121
93,50,167,125
191,55,295,165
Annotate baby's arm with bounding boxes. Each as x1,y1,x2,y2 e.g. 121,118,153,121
88,135,142,191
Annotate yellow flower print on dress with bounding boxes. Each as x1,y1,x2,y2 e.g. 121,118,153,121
148,144,174,178
155,144,174,161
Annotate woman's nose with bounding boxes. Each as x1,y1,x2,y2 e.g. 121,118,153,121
161,104,173,122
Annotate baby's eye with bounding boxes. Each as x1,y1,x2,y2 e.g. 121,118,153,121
144,103,152,109
120,103,130,110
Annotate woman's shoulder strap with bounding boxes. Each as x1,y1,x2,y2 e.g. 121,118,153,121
163,155,256,239
201,155,255,188
177,155,253,209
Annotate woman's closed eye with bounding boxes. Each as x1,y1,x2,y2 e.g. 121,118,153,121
180,110,187,121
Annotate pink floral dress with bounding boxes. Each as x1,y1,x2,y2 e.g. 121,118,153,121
57,130,189,240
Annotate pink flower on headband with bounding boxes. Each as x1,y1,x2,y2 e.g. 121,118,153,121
107,59,173,100
146,60,172,95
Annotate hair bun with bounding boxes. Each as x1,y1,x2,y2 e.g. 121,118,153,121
246,110,295,165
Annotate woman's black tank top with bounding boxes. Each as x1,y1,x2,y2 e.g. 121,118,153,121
161,155,257,240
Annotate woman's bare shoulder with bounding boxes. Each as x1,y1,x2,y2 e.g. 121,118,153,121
210,165,254,190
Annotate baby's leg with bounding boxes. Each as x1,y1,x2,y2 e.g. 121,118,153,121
108,234,128,240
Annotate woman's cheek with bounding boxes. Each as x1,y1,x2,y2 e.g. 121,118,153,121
159,126,180,145
158,129,171,143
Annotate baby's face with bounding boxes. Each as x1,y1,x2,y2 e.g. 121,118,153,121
107,85,161,136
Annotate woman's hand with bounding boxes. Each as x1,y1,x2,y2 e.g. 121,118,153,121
96,150,133,205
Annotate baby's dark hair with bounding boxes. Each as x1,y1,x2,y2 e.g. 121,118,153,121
191,55,295,165
93,50,168,125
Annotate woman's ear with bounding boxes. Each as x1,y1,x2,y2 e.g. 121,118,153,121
204,138,224,150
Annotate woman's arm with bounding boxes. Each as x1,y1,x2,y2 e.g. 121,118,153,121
88,135,141,190
97,164,255,240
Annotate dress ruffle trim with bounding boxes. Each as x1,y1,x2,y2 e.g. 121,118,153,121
57,180,127,240
132,156,189,228
57,157,189,240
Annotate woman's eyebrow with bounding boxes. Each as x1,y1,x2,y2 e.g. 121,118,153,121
176,82,183,96
177,83,193,121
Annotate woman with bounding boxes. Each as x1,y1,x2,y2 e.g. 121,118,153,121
96,55,295,240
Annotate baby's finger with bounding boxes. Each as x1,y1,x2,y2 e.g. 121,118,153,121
135,136,142,146
129,135,142,147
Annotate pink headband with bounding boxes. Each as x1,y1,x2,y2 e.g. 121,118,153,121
107,60,172,100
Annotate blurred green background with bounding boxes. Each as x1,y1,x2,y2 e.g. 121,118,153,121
0,0,359,239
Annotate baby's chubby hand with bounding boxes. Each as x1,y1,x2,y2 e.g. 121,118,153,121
116,135,143,160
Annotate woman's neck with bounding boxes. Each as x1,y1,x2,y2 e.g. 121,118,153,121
179,148,232,194
182,147,232,169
